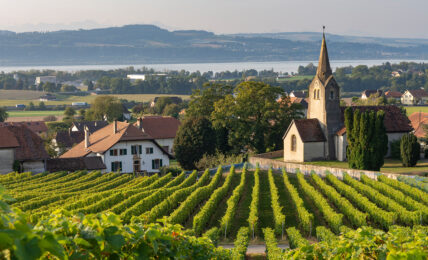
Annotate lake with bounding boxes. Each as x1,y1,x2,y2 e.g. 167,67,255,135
1,59,428,74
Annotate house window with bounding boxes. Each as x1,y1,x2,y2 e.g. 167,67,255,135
146,147,153,154
111,161,122,171
313,89,317,99
120,149,127,155
152,159,163,169
109,149,118,156
291,135,296,152
330,90,334,100
131,145,142,155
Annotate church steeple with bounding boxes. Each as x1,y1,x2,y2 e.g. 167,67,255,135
316,27,332,83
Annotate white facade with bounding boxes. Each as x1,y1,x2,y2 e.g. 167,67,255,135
401,90,428,105
127,74,146,82
22,161,46,173
35,76,57,85
102,140,170,173
154,138,175,154
0,149,15,174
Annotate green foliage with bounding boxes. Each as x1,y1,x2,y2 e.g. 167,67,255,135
85,95,124,122
263,228,284,259
345,108,388,170
390,140,401,159
0,107,8,122
248,167,260,238
380,175,428,204
212,81,303,153
282,170,313,235
284,226,428,259
315,226,337,242
174,117,216,170
195,152,243,170
233,227,249,259
400,133,420,167
267,168,286,236
286,227,309,249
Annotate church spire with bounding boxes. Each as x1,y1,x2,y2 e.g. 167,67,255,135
316,26,332,83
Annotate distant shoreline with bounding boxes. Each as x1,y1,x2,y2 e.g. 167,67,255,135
1,59,427,73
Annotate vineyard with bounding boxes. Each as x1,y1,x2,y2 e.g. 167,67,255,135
0,166,427,259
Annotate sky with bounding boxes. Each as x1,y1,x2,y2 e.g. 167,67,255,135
1,0,427,38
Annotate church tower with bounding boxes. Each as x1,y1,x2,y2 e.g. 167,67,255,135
307,30,341,160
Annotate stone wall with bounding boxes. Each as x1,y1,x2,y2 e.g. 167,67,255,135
249,156,402,180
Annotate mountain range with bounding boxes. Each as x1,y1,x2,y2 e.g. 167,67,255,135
1,24,428,66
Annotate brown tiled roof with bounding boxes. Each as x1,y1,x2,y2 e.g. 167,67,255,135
61,121,172,158
3,125,49,160
408,112,428,138
337,106,413,135
316,33,333,83
384,91,402,98
0,121,48,135
134,116,181,139
294,119,326,142
54,131,84,148
290,97,308,109
72,121,109,133
407,89,428,98
46,157,106,172
336,126,346,136
0,127,19,148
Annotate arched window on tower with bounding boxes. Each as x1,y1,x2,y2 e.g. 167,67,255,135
313,89,317,99
330,90,334,100
291,135,296,152
317,89,320,99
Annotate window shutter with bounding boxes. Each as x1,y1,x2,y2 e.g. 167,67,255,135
139,145,142,154
110,150,113,156
160,159,163,167
120,162,122,171
152,160,154,169
111,162,115,171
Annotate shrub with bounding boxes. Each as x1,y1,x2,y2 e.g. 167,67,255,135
390,140,401,159
195,152,243,170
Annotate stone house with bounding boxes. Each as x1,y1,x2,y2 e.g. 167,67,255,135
401,89,428,105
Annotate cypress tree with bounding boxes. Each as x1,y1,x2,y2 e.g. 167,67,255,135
344,107,354,166
367,111,376,169
358,112,369,169
400,133,420,167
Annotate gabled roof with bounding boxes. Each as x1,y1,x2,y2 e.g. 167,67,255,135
1,125,49,160
54,130,84,148
384,91,402,98
61,121,173,158
290,91,306,98
290,97,308,109
290,119,326,142
134,116,181,139
72,121,109,133
0,127,19,148
0,121,48,134
406,89,428,98
46,157,106,172
408,112,428,138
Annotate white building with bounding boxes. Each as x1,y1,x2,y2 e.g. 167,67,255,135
401,89,428,105
61,121,172,173
35,76,57,85
127,74,146,82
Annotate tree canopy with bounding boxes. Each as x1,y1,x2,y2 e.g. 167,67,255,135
85,96,124,122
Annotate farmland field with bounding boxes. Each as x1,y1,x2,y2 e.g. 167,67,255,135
0,89,190,106
7,110,64,117
1,166,427,258
404,106,428,115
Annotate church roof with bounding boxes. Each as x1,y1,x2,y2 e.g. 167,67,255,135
294,119,326,142
316,32,333,83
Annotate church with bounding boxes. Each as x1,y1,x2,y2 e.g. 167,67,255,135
283,32,412,162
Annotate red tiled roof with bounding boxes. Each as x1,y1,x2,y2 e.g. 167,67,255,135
134,116,181,139
408,112,428,138
384,91,402,98
61,121,172,158
0,121,48,134
2,125,49,160
408,89,428,98
294,119,326,142
0,127,19,148
71,121,109,133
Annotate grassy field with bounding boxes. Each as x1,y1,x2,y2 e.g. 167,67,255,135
7,110,65,118
404,106,428,116
276,75,313,82
0,90,190,106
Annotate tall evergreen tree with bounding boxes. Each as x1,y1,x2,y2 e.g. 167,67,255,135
400,133,420,167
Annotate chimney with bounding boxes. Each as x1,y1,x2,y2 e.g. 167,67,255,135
113,120,117,134
137,117,143,130
84,126,90,148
